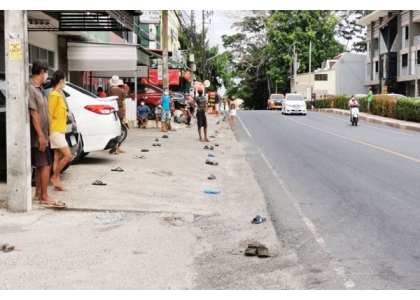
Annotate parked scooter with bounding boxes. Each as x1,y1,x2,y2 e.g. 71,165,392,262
349,104,359,126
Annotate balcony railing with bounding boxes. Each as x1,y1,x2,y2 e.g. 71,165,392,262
414,35,420,46
401,66,408,76
412,65,420,75
403,39,410,48
374,49,379,57
373,72,379,80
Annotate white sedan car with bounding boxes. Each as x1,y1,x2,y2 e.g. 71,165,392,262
45,82,122,162
282,93,307,115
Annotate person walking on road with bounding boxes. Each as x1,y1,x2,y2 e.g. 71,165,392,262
28,59,58,206
48,70,72,192
194,87,209,142
367,87,373,114
160,87,172,132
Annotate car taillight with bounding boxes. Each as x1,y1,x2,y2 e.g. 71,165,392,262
84,105,115,115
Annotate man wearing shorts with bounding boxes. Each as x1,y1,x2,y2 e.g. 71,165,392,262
160,87,172,132
194,87,209,142
28,59,55,205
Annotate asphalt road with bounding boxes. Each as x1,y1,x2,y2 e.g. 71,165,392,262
235,110,420,289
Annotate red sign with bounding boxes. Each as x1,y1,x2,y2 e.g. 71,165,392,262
141,69,180,85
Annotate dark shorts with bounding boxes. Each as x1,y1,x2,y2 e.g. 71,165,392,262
31,147,52,167
197,111,207,128
367,101,372,109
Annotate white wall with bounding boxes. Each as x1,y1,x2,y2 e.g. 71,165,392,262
28,31,58,69
335,53,367,95
314,70,336,95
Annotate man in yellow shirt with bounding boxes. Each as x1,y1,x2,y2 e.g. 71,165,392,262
48,70,72,192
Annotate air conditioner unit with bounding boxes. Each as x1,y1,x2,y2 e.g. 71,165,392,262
128,32,137,44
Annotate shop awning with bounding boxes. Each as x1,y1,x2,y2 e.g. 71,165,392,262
67,41,150,72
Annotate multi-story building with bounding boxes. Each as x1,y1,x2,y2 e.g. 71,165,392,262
0,10,147,91
358,10,420,97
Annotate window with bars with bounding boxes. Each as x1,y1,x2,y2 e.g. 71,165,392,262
28,44,55,76
314,74,328,81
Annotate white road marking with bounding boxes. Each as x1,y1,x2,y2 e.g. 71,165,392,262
237,114,252,138
257,147,355,289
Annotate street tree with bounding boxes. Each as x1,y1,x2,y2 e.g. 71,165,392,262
266,10,343,94
334,10,373,53
222,10,270,109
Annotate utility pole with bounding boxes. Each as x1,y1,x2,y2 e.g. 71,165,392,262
309,41,312,91
202,10,205,81
162,10,169,89
414,51,419,98
5,11,31,212
190,10,195,94
293,43,297,93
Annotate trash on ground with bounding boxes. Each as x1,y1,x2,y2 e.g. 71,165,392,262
251,215,267,224
204,189,220,194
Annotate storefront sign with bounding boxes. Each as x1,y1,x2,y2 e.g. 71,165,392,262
140,11,161,24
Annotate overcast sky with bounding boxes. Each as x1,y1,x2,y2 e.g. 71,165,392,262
192,10,237,53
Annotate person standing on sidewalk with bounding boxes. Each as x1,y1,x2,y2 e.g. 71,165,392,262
97,87,106,98
367,87,373,114
48,70,72,192
229,96,237,130
28,59,56,205
107,75,126,154
219,97,229,122
194,87,209,142
160,87,172,132
214,93,220,118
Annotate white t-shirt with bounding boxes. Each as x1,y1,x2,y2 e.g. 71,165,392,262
174,109,183,118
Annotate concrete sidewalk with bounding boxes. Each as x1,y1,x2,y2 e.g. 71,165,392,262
0,115,303,289
314,108,420,133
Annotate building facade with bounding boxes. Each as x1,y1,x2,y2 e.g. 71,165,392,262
358,10,420,97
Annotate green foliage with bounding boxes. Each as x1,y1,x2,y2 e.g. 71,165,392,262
314,99,329,108
222,11,270,109
394,98,420,122
334,10,373,52
266,11,342,95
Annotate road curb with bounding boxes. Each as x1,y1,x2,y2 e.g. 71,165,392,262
312,108,420,133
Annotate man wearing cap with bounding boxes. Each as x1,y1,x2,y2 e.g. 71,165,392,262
194,87,209,142
29,59,57,206
107,75,126,154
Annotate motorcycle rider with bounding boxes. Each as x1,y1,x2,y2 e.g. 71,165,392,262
348,95,359,122
348,95,359,109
